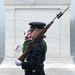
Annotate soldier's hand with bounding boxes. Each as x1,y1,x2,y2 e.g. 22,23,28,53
15,59,22,66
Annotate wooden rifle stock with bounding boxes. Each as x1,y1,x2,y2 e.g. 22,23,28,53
18,6,69,61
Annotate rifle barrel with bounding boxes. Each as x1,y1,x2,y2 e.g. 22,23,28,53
18,6,70,61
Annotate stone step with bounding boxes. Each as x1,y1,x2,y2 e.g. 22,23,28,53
0,63,75,75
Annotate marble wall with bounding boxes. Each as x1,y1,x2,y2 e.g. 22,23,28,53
4,0,70,5
3,0,71,63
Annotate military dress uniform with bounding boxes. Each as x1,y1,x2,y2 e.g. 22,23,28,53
21,22,47,75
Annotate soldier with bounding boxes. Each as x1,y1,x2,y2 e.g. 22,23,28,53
15,22,47,75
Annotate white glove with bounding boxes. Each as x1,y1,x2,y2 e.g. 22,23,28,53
15,59,22,66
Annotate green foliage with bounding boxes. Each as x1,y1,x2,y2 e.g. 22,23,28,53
22,41,30,53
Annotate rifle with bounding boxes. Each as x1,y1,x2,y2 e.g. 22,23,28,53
18,6,69,61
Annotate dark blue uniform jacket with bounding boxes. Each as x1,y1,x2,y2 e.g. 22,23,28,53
21,38,46,75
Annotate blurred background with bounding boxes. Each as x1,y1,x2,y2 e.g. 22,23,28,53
0,0,75,64
70,0,75,62
0,0,5,64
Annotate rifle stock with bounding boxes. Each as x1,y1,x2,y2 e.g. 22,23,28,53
18,7,69,61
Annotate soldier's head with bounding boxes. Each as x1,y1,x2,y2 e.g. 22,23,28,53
29,22,46,38
24,22,46,40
